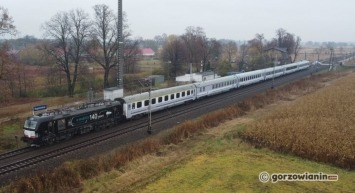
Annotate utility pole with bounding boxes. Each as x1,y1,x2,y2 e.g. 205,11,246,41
271,55,277,89
329,48,334,71
147,78,152,134
117,0,124,89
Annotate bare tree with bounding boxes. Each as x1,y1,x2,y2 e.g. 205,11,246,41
182,26,206,71
223,41,238,64
200,38,221,71
292,36,302,62
238,43,249,71
69,9,91,68
276,28,287,48
161,35,187,79
41,9,91,97
124,38,141,73
42,12,72,96
88,4,118,88
0,6,17,36
275,28,302,63
314,46,324,61
255,33,264,55
0,43,10,80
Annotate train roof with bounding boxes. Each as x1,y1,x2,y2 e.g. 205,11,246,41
30,100,121,121
193,75,236,87
123,84,196,103
283,60,310,68
236,69,266,78
262,65,284,72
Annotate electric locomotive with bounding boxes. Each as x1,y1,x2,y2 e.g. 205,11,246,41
22,100,123,146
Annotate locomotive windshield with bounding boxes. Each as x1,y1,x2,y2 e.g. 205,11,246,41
24,118,37,130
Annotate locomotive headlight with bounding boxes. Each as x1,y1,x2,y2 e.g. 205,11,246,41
106,111,112,115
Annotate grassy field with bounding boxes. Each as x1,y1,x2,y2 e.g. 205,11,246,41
137,124,355,193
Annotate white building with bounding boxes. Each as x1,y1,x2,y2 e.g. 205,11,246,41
176,71,220,82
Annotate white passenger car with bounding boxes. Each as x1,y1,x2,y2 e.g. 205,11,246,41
122,84,196,119
194,75,237,99
264,65,285,80
236,69,265,87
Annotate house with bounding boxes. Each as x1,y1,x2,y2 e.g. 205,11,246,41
139,48,155,58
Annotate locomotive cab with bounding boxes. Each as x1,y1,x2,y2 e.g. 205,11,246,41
22,116,42,145
22,116,56,145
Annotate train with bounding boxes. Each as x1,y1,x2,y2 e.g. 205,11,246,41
22,60,311,146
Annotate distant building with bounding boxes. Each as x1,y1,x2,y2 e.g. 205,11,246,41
139,48,155,58
264,47,290,65
176,71,220,83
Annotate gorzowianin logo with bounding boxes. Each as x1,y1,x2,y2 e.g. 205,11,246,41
259,172,338,183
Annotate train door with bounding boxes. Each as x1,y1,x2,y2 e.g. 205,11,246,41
48,121,55,134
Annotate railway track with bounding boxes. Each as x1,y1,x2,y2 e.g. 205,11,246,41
0,66,325,177
0,147,32,162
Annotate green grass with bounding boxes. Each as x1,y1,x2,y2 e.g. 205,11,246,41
0,122,25,152
1,122,21,135
138,128,355,193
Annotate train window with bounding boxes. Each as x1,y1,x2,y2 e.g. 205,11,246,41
192,90,194,94
182,92,185,97
176,93,180,98
132,103,136,109
58,119,65,130
48,122,54,132
164,95,169,101
203,87,205,91
145,100,149,106
212,85,215,89
171,94,175,100
158,97,163,103
187,90,191,95
152,98,156,104
137,102,142,108
128,104,131,110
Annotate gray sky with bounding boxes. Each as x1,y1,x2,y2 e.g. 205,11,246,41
1,0,354,42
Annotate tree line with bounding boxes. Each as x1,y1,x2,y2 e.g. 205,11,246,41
2,4,348,103
156,27,302,78
0,4,141,100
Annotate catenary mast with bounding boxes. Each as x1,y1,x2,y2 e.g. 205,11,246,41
117,0,123,89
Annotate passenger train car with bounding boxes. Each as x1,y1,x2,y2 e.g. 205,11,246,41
22,60,310,145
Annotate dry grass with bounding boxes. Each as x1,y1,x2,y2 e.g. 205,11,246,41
242,72,355,169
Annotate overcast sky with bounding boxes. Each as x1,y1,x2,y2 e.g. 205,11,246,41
1,0,354,42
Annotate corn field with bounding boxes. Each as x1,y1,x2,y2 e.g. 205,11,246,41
242,73,355,169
